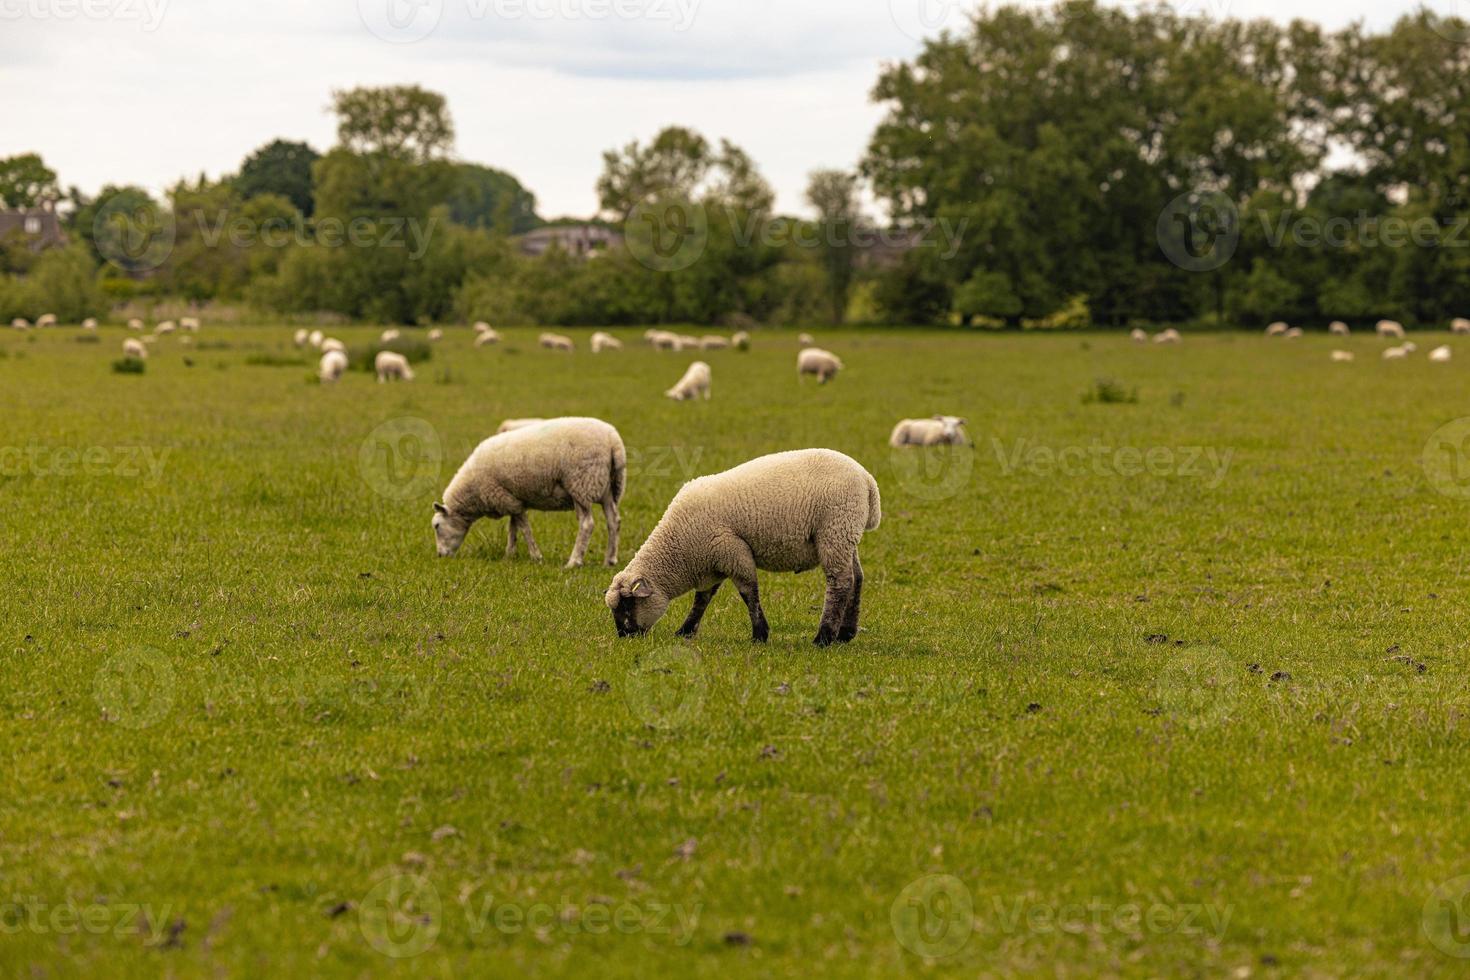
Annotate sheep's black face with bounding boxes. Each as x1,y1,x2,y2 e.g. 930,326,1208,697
604,574,669,637
612,596,647,638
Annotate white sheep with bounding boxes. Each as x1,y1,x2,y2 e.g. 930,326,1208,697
434,417,626,568
1430,345,1452,363
497,418,546,435
1376,320,1406,338
1452,318,1470,335
381,328,401,344
375,350,414,382
1330,321,1350,336
180,317,200,332
666,361,712,401
539,332,575,352
798,348,843,383
122,338,147,359
428,328,443,342
293,328,309,348
10,318,29,330
700,335,730,350
127,318,144,331
318,349,348,383
732,331,751,351
648,331,680,350
1154,329,1182,344
155,320,176,335
1265,322,1288,337
798,333,816,347
320,338,347,354
36,314,57,328
474,321,494,335
474,330,500,348
1285,327,1304,339
1129,328,1148,343
591,331,623,353
309,330,324,349
81,318,98,330
604,448,881,646
890,415,971,447
1383,345,1411,360
1330,350,1355,363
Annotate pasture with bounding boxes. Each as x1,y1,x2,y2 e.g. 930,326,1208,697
2,325,1469,976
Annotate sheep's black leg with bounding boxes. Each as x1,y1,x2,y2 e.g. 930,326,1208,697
814,571,852,647
837,556,863,643
735,578,769,643
676,582,722,638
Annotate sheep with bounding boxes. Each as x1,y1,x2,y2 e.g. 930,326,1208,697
180,317,200,332
1285,327,1304,339
1330,321,1350,336
381,328,401,344
890,415,971,447
473,321,494,335
700,335,730,350
474,330,500,348
539,332,575,352
1154,329,1182,344
1376,320,1406,338
433,417,626,569
1383,345,1411,360
375,350,414,382
1330,350,1355,363
293,328,309,348
126,318,144,331
320,338,347,355
1265,322,1288,337
140,334,157,345
122,338,147,359
798,348,843,384
81,318,98,330
36,314,57,328
155,320,176,335
10,318,29,330
1130,328,1148,343
428,328,443,342
732,331,751,350
1430,345,1453,363
604,448,881,646
1453,318,1470,335
666,361,712,401
672,334,699,350
309,330,324,349
648,331,681,351
318,349,348,383
591,331,623,353
497,418,545,435
798,333,816,347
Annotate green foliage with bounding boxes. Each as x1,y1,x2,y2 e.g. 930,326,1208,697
235,139,320,216
0,244,106,323
331,85,454,162
447,163,540,234
0,153,59,209
1082,377,1139,404
110,356,145,373
347,336,432,370
1025,294,1093,330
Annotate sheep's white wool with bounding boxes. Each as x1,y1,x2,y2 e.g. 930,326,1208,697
309,330,324,348
81,318,98,330
539,332,575,352
1329,321,1350,336
180,317,200,331
1430,345,1452,363
1130,328,1148,343
604,449,881,645
320,338,347,354
1376,320,1405,338
122,338,147,359
1452,318,1470,335
732,331,751,350
497,418,546,435
428,328,443,342
591,331,623,353
797,348,843,383
436,417,626,568
155,321,176,334
798,333,816,347
36,314,57,328
890,416,970,447
318,349,348,382
699,335,730,350
1265,322,1288,336
475,329,500,347
293,328,309,348
381,328,401,343
10,318,29,330
375,350,414,382
1154,329,1182,344
1285,327,1304,339
1383,346,1410,360
666,361,712,401
127,318,144,331
474,321,493,334
1330,350,1355,363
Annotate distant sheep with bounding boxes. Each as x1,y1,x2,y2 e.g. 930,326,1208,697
293,328,309,348
475,330,500,348
798,348,843,383
1376,320,1405,338
1130,328,1148,343
375,351,415,382
36,314,57,328
798,333,816,347
318,349,348,383
10,318,29,330
591,331,623,353
666,361,712,401
474,321,494,334
646,330,680,350
155,320,176,334
127,318,144,331
890,415,971,447
1330,350,1355,363
1383,344,1416,360
539,332,575,352
381,328,401,343
1430,345,1452,363
434,417,626,568
320,338,347,354
428,328,443,342
1330,321,1350,336
81,318,98,330
122,338,147,359
1265,322,1288,337
700,335,730,350
732,331,751,351
309,330,324,349
1453,318,1470,335
1285,327,1304,339
604,448,880,646
497,418,546,435
1154,329,1182,344
180,317,200,332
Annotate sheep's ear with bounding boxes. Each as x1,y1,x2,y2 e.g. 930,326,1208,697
629,578,654,598
433,502,448,516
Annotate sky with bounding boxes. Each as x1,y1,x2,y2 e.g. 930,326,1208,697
0,0,1425,219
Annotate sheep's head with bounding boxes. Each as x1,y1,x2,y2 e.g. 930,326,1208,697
432,503,472,557
605,572,669,637
934,415,970,443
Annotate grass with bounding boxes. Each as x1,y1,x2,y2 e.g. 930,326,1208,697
2,325,1470,977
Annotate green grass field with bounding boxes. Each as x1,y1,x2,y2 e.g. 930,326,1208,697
3,324,1470,976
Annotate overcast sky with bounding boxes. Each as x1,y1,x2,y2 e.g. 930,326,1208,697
0,0,1424,218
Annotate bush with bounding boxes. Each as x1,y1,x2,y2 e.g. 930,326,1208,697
1082,378,1138,404
245,353,308,367
111,357,146,374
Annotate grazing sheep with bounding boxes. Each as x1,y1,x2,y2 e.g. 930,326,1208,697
1383,345,1411,360
700,335,730,350
890,415,971,447
1330,321,1350,336
1330,350,1355,363
1452,318,1470,335
381,328,401,344
1265,322,1288,337
1285,327,1304,339
474,321,493,334
1430,345,1453,363
140,334,157,345
1130,328,1148,343
1154,329,1182,344
127,318,144,331
798,333,816,347
648,330,681,350
798,348,843,384
375,350,414,382
293,328,309,348
320,338,347,355
474,330,500,348
1376,320,1406,338
591,331,623,353
309,330,324,349
180,317,200,332
732,331,751,351
539,332,575,352
10,318,29,330
604,448,881,646
428,328,443,342
433,417,626,568
36,314,57,328
122,338,147,359
81,318,98,330
671,334,698,350
155,320,176,335
497,418,545,435
666,361,712,401
318,349,348,383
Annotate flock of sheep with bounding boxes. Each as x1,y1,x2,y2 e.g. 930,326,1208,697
1128,317,1470,363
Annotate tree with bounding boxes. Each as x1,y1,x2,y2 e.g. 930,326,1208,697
806,169,862,324
597,127,712,222
0,154,60,210
331,85,454,162
447,164,540,235
235,139,320,216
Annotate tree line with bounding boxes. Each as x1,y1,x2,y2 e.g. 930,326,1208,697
1,3,1467,329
